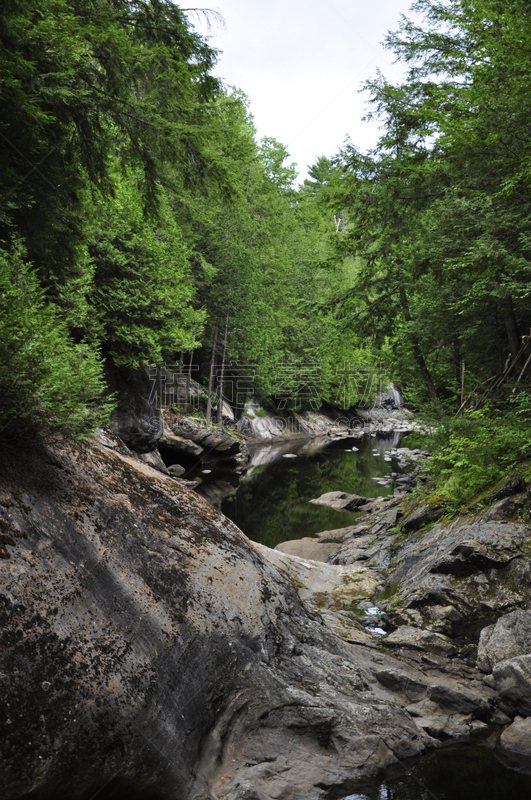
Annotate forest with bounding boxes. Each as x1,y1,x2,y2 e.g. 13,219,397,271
2,0,531,510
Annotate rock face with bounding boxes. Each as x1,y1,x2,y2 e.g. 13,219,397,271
172,418,242,457
0,438,434,800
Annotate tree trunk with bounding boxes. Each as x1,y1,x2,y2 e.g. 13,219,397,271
502,295,521,369
184,350,194,410
399,285,444,417
216,314,229,424
205,321,218,423
453,337,462,408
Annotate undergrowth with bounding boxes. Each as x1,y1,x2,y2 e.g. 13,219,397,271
406,393,531,512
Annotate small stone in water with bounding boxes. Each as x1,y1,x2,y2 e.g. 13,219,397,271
282,453,297,458
202,469,212,474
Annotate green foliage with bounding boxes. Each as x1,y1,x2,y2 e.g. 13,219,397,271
87,173,204,368
320,0,531,418
0,241,110,441
420,399,531,510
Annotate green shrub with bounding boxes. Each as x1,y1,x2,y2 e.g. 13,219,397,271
421,400,531,510
0,241,111,442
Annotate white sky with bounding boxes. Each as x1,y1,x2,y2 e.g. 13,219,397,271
187,1,418,182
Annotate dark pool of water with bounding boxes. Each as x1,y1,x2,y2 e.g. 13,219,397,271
331,740,531,800
194,432,408,549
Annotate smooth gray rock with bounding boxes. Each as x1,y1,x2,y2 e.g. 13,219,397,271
137,448,169,474
493,654,531,716
167,463,186,477
310,491,369,513
477,610,531,673
275,538,340,563
500,716,531,758
160,430,205,457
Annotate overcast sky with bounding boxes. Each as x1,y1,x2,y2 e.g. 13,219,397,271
188,1,418,182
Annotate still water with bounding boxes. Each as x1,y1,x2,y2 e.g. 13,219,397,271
333,741,531,800
195,432,407,548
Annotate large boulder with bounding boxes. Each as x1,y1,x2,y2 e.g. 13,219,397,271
158,430,205,458
310,491,370,513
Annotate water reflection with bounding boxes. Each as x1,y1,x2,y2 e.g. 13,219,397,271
195,434,407,548
333,742,531,800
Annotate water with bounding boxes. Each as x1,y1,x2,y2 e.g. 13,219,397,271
332,741,531,800
194,432,407,549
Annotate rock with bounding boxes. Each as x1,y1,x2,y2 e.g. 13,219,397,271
236,406,314,440
137,448,169,474
429,538,519,577
309,491,369,513
0,438,432,800
173,418,242,455
107,365,164,452
482,497,518,521
420,605,462,635
275,538,340,563
382,516,529,638
197,478,238,505
372,668,428,702
500,716,531,758
400,503,445,532
477,610,531,673
94,427,133,456
173,477,202,489
493,655,531,716
167,463,186,477
384,626,458,657
160,430,205,458
254,543,380,616
427,684,490,719
487,476,526,503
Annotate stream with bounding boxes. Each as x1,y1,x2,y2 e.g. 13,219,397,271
194,431,407,548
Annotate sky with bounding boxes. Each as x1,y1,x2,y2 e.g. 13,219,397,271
187,1,418,182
